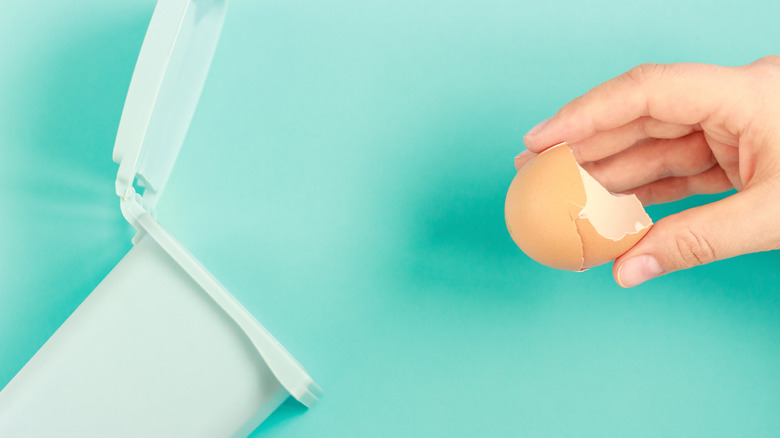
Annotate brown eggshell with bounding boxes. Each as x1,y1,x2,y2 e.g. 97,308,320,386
504,144,585,271
505,143,652,271
575,216,650,269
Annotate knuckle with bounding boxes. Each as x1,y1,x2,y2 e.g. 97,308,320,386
624,63,667,85
672,226,717,268
635,116,653,138
557,96,582,119
752,54,780,66
746,56,780,83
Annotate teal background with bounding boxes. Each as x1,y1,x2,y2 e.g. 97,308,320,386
2,0,780,436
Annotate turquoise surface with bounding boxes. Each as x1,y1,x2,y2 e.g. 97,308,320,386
3,0,780,436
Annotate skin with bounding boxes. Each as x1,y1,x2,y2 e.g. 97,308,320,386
516,56,780,287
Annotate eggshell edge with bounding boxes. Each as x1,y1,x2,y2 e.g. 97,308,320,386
575,216,652,269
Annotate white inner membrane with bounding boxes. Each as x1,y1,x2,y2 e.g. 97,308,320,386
576,166,652,240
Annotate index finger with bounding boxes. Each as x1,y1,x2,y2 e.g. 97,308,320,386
523,62,737,153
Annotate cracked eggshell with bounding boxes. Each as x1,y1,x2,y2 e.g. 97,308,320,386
505,143,653,271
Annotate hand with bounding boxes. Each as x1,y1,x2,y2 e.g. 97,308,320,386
517,56,780,287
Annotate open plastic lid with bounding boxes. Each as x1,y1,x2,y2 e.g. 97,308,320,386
114,0,227,210
111,0,322,408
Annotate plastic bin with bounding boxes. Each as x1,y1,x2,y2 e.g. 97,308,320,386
0,0,321,436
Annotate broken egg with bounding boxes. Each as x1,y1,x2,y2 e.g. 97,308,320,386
505,142,652,271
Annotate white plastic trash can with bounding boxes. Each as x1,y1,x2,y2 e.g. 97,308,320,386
0,0,321,436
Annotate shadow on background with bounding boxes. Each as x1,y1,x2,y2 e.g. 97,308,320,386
0,12,152,387
252,397,309,435
387,106,545,298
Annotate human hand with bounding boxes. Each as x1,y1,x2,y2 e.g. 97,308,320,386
516,56,780,287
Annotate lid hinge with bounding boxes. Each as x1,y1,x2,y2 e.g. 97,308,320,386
120,186,157,244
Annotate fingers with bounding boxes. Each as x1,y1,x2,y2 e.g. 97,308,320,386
514,150,535,171
524,62,738,153
613,182,780,287
703,132,743,189
516,132,733,204
568,117,700,163
627,165,733,205
515,57,780,288
580,132,716,193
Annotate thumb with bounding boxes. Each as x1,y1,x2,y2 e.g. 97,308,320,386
613,183,780,288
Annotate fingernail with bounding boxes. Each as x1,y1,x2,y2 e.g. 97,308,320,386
617,255,664,288
514,150,533,171
525,117,552,138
